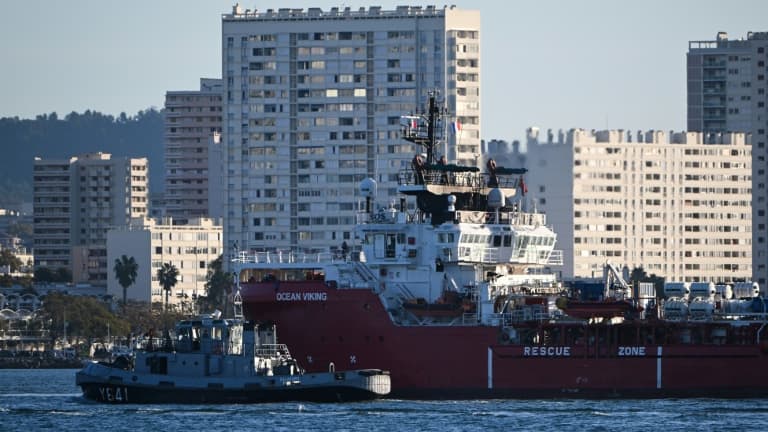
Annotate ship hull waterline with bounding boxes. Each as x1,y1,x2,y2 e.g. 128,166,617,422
77,379,385,404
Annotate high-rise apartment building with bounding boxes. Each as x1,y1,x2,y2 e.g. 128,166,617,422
164,78,223,223
33,153,148,284
221,5,480,256
32,157,73,272
687,31,768,287
107,217,222,310
526,128,752,284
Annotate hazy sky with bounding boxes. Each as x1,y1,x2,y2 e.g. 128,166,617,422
1,0,766,141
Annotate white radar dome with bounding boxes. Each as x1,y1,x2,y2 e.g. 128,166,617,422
487,188,505,209
359,178,377,197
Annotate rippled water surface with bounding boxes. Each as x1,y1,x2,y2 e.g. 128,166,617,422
2,369,768,431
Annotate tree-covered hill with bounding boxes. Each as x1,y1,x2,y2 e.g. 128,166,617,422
0,109,164,208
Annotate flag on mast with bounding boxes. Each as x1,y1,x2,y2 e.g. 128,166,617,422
451,119,462,135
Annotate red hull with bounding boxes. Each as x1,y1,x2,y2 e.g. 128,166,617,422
242,281,768,398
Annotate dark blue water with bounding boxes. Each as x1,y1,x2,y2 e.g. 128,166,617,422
2,369,768,431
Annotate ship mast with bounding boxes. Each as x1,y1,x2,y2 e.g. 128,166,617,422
403,91,442,165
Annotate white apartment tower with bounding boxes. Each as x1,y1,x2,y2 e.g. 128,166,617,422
33,153,149,284
687,31,768,287
221,5,480,256
107,217,222,310
526,129,752,284
164,78,223,223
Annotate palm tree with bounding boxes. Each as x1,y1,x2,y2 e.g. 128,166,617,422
157,262,180,312
113,255,138,313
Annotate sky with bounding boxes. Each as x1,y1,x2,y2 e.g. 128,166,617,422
1,0,766,142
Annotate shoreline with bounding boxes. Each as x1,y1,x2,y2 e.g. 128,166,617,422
0,357,83,369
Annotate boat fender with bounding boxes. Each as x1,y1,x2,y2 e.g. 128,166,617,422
329,362,335,373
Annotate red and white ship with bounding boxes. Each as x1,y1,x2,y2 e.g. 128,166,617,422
236,94,768,398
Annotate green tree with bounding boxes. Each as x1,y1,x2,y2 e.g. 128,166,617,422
157,262,179,312
0,249,23,273
113,255,139,314
54,267,72,283
199,255,230,313
40,291,130,348
34,266,55,283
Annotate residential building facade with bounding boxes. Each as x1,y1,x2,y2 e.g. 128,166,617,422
526,128,752,285
221,5,480,258
106,217,222,311
33,153,148,285
688,31,768,287
164,78,223,223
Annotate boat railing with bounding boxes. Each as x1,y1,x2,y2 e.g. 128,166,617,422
255,343,291,357
547,250,563,266
233,251,342,265
458,246,500,263
397,168,525,191
492,308,558,326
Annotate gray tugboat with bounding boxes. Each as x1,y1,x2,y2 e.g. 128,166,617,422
76,297,390,403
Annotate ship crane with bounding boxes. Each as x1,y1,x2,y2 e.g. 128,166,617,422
604,261,630,300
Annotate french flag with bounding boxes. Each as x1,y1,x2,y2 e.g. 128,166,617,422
451,119,462,134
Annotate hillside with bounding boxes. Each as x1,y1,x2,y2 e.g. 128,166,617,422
0,109,164,208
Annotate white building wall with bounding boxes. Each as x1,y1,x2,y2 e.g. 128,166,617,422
164,78,223,223
527,129,752,284
34,153,148,285
688,31,768,288
221,5,480,263
107,217,223,308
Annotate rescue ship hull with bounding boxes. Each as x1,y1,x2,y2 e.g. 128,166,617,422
242,281,768,398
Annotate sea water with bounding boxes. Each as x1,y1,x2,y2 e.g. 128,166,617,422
1,369,767,431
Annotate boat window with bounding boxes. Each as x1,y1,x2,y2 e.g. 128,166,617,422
493,235,502,247
438,233,445,243
503,235,511,247
397,233,406,244
519,235,529,249
447,233,454,242
386,233,396,258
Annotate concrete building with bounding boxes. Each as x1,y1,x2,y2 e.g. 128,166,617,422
207,132,224,220
221,5,480,258
164,78,223,224
687,31,768,287
106,217,222,310
526,128,752,285
32,157,73,272
33,153,148,285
